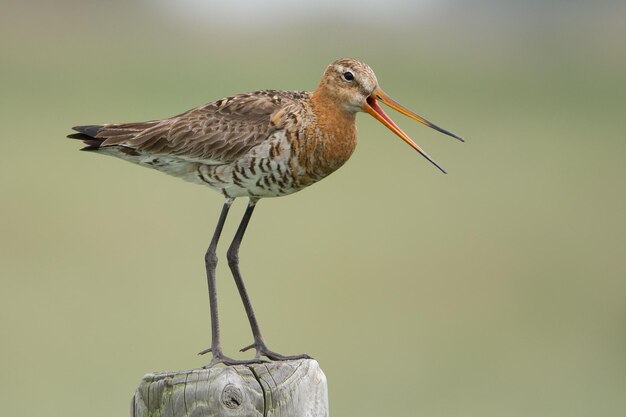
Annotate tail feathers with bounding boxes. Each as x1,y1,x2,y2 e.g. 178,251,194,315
67,121,162,151
67,125,105,150
72,125,103,137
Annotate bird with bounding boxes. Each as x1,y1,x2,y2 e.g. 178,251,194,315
68,58,463,367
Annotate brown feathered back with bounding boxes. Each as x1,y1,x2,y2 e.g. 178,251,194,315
75,90,310,165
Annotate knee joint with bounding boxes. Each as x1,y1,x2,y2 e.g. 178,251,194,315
226,248,239,266
205,249,218,267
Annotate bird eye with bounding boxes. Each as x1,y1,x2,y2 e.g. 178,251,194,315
343,71,354,81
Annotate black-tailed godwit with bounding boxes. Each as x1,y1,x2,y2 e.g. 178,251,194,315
68,58,463,366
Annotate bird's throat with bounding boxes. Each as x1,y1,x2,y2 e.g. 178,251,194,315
305,89,358,177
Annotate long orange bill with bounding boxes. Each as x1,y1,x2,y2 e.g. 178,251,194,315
364,87,464,174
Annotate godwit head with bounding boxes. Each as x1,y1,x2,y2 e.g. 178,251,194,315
315,58,464,173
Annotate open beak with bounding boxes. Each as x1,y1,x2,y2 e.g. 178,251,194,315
364,86,463,174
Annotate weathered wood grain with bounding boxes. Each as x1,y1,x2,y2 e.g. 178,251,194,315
131,359,328,417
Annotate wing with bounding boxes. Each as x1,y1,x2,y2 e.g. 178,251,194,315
71,90,308,165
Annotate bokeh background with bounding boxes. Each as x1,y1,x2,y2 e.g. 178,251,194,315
1,1,625,416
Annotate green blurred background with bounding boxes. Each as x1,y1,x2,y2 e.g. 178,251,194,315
1,1,625,416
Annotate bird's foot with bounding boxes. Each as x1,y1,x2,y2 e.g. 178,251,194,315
198,347,267,368
240,341,312,361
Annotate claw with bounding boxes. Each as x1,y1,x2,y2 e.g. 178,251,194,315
239,343,255,353
239,341,312,362
203,350,268,368
262,350,312,361
200,343,312,367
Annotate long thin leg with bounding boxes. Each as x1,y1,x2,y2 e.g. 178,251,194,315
204,199,231,359
201,198,264,367
226,200,263,340
227,198,311,361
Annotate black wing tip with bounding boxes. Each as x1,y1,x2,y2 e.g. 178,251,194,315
67,133,104,144
71,124,104,137
80,145,101,152
67,125,105,148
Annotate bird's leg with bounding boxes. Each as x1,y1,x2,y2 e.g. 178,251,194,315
200,198,265,367
227,198,312,362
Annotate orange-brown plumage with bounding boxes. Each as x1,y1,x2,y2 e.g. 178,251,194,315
308,87,358,174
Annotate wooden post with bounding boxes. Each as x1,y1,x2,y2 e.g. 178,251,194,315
131,359,328,417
